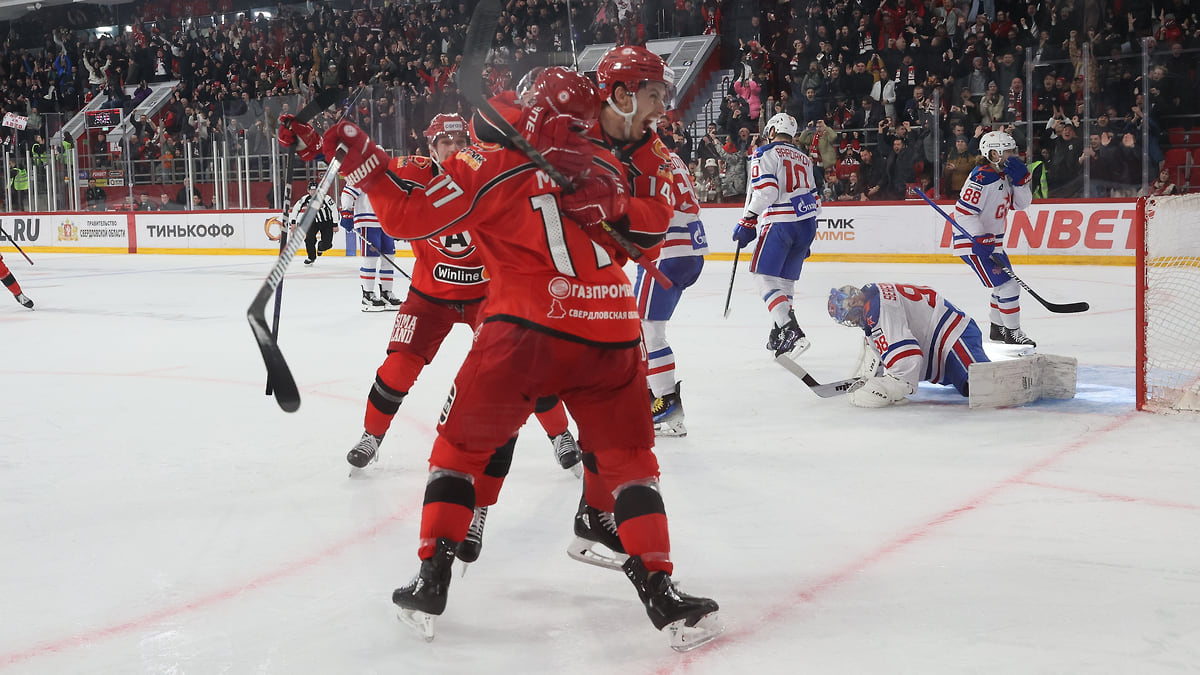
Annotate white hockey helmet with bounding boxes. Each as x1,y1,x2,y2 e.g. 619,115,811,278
764,112,799,138
979,130,1017,164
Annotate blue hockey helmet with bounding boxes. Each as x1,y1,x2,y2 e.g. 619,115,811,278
828,285,866,327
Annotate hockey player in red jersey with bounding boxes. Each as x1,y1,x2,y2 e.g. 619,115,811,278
308,57,721,651
338,113,583,557
1,253,33,309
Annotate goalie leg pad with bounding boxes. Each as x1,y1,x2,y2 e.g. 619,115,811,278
968,354,1077,408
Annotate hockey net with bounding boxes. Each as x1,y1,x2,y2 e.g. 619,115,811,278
1137,194,1200,412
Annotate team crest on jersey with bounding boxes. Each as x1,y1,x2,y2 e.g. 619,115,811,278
427,231,476,259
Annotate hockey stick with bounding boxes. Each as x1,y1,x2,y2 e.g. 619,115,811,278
460,0,673,290
722,246,741,318
353,234,412,281
774,354,862,397
265,148,295,396
247,144,347,413
914,188,1089,314
0,224,34,265
261,87,350,397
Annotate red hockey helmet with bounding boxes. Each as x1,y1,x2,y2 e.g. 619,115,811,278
530,67,601,121
424,113,470,142
595,45,676,110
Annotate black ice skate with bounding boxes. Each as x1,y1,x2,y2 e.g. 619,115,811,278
766,323,783,352
347,431,382,471
651,382,686,438
379,289,403,309
989,322,1004,342
361,289,387,312
622,555,724,652
393,537,458,641
456,506,487,569
1001,326,1037,347
303,257,315,265
568,495,628,570
14,293,33,309
551,430,583,477
774,317,811,360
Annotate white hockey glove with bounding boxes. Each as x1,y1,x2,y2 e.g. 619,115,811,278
850,336,883,379
847,373,914,408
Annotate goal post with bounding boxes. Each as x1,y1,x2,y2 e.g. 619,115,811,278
1137,194,1200,413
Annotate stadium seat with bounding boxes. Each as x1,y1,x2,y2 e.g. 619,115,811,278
1163,148,1189,173
1188,166,1200,192
1168,127,1186,146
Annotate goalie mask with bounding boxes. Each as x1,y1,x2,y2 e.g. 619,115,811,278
828,285,866,327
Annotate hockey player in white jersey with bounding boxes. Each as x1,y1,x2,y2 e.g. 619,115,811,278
952,130,1036,346
827,282,991,407
639,147,708,437
732,112,821,359
339,185,401,311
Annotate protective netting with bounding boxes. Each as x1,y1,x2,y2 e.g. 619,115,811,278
1142,194,1200,412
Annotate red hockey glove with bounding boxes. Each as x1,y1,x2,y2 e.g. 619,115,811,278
522,107,595,180
560,171,629,227
277,114,322,162
322,121,390,192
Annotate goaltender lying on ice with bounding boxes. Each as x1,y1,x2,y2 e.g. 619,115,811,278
825,283,1076,408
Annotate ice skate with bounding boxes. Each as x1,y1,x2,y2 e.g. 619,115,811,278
393,537,457,641
1001,326,1036,347
766,323,783,352
989,322,1004,342
651,382,687,438
14,293,33,309
551,430,583,477
456,506,487,571
379,289,403,309
361,289,387,312
623,555,724,652
568,495,628,570
774,318,811,360
303,257,315,265
346,431,382,472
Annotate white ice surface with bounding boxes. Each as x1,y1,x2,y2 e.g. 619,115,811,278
2,253,1199,675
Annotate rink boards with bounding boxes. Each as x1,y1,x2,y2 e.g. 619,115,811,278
0,199,1139,264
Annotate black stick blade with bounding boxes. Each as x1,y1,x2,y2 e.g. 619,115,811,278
248,286,300,412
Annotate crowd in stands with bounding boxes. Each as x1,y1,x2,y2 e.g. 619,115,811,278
1,0,1198,211
667,1,1200,202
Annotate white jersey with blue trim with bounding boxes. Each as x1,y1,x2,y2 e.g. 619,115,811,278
860,282,973,390
952,163,1032,254
339,184,381,230
744,140,821,225
660,151,709,261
